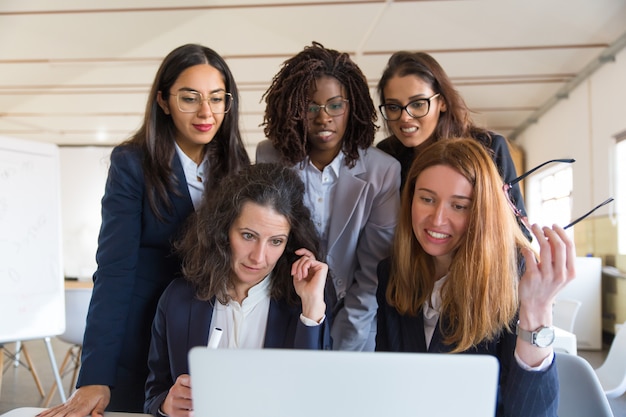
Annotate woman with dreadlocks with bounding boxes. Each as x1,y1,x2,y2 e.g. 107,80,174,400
256,42,401,351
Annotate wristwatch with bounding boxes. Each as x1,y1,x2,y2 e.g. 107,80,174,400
516,321,555,348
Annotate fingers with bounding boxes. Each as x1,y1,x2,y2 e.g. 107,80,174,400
291,248,319,279
530,223,575,286
294,248,316,261
553,225,576,282
163,375,193,417
36,386,110,417
521,223,576,311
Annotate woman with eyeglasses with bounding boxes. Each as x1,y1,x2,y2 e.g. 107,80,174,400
376,137,575,417
39,44,249,417
257,42,401,351
376,52,528,237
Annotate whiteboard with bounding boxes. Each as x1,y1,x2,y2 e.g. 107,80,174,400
0,136,65,343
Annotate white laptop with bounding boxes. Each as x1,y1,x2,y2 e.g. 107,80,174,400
189,347,499,417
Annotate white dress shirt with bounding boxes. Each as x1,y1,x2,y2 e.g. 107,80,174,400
210,275,271,349
174,142,208,210
299,153,343,253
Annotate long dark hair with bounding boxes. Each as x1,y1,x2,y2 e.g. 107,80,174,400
176,163,321,305
377,51,489,144
123,43,250,221
262,42,376,168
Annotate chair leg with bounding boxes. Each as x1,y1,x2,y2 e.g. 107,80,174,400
68,346,82,395
0,345,4,396
43,347,73,407
20,344,45,397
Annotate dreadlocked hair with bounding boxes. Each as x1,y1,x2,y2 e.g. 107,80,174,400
262,41,377,168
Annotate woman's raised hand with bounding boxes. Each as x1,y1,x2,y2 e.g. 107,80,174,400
291,248,327,322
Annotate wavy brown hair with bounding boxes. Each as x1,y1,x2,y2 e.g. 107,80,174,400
386,138,530,352
262,42,376,168
176,163,321,305
122,43,250,221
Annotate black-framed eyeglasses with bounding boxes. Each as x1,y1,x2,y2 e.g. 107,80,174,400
306,97,349,119
503,158,614,231
171,90,232,114
378,93,440,121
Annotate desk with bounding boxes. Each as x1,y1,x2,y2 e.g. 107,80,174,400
64,279,93,289
0,408,150,417
554,326,577,355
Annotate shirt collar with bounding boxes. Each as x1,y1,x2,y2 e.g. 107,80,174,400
238,273,271,314
304,151,344,178
174,142,208,181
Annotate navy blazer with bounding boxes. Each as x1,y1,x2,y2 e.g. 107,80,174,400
78,145,195,411
144,278,331,416
376,258,559,417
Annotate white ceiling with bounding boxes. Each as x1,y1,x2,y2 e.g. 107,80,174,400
1,0,625,157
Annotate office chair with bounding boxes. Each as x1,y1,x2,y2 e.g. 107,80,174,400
553,298,582,333
43,287,93,406
595,322,626,399
555,352,614,417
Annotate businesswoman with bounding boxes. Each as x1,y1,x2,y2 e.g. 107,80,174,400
257,42,401,351
376,138,576,416
144,163,331,417
376,51,529,238
39,43,250,417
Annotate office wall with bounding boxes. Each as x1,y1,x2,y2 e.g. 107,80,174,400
516,47,626,268
59,146,112,279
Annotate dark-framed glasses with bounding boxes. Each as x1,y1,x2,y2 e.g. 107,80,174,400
306,97,349,119
171,90,233,114
379,93,440,121
503,158,614,231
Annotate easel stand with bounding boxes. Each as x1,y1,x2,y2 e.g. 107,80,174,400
0,339,67,403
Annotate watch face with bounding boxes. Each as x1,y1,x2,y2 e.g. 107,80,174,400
536,327,555,348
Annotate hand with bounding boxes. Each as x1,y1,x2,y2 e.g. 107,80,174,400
36,385,110,417
518,224,576,326
161,374,193,417
516,224,575,366
291,248,327,322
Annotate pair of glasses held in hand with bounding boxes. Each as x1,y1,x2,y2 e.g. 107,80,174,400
502,158,614,231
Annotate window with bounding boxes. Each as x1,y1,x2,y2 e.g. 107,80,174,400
526,165,573,230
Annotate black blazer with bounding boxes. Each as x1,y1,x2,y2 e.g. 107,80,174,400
376,258,559,417
144,278,332,416
78,145,195,411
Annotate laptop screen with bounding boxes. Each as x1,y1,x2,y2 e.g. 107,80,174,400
189,347,499,417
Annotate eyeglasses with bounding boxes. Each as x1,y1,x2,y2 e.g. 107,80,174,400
503,158,614,231
306,98,349,119
171,90,232,114
378,93,440,121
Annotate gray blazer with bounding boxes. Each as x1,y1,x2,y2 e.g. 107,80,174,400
256,140,401,351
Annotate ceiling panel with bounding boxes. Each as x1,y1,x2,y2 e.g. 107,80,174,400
0,0,625,150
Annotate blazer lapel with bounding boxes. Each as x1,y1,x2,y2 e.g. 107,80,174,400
170,152,195,222
327,154,367,253
428,317,455,353
264,298,290,348
188,295,214,348
398,311,428,352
